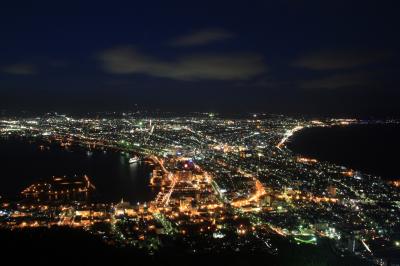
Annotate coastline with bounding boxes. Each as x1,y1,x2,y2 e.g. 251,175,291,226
0,137,156,202
286,122,400,180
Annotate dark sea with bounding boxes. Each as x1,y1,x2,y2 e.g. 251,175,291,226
288,124,400,180
0,137,157,203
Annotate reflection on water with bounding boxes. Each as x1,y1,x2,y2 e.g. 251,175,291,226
129,163,138,171
0,137,157,203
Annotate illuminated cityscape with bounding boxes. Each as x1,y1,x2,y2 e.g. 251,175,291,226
1,1,400,265
0,113,399,264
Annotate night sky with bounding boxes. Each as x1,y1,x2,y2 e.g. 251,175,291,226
1,1,399,116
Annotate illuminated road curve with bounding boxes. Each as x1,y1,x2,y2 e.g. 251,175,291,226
276,125,304,149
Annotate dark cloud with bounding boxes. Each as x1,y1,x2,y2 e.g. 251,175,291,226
1,63,37,75
292,50,391,70
98,46,266,81
299,71,372,89
169,28,234,47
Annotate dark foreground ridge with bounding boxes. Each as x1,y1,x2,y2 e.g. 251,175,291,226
0,227,366,266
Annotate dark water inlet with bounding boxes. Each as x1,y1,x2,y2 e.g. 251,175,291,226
0,137,156,203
